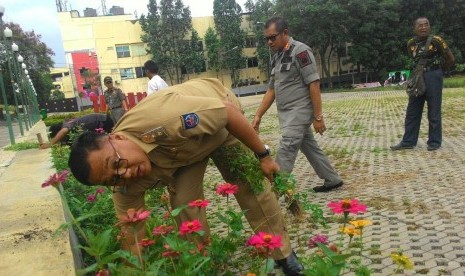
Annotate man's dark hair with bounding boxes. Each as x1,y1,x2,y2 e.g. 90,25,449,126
68,132,107,186
265,17,289,33
49,122,63,138
144,60,159,74
103,115,115,133
413,17,429,27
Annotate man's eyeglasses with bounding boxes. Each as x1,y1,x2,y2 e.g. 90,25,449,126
264,32,281,42
106,139,129,193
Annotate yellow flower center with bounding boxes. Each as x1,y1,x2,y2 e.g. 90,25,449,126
263,235,272,242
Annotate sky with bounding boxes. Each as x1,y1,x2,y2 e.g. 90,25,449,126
1,0,248,67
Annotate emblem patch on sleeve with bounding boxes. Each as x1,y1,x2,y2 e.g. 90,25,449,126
181,113,200,130
296,51,312,68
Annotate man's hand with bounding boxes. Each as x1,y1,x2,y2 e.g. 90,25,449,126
252,115,261,134
260,156,280,183
39,143,51,149
313,119,326,135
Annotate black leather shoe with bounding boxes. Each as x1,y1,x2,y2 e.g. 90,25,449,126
427,145,441,151
313,181,344,193
275,251,304,275
390,143,414,151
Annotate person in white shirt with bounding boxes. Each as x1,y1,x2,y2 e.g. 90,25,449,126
144,60,169,96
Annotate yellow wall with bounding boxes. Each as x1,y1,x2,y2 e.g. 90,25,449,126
50,67,74,98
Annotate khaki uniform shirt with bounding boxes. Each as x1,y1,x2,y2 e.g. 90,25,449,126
112,78,241,214
269,38,319,127
104,88,126,109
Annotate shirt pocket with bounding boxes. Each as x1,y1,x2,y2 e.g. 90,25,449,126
278,62,299,84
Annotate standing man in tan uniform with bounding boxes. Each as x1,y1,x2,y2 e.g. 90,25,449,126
253,17,343,193
103,76,128,124
68,78,303,275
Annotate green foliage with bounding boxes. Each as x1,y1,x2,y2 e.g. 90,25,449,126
303,244,352,275
4,141,39,151
50,89,65,100
213,0,246,87
204,27,221,77
140,0,193,84
182,29,205,75
42,109,95,126
444,75,465,88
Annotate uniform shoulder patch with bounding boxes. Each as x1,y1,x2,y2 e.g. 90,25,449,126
296,50,311,68
432,35,448,50
181,113,200,130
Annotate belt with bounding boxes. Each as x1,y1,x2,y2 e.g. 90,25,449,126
424,66,440,72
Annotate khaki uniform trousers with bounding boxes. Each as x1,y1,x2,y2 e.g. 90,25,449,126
168,144,291,260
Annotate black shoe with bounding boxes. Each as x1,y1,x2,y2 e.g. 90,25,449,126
427,145,441,151
390,143,415,151
313,181,344,193
275,251,304,275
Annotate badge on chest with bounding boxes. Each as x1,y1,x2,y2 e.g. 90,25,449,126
140,127,168,143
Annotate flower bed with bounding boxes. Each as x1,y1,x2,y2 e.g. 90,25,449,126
46,145,414,275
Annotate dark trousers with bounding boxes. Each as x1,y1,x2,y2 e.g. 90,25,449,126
401,69,443,147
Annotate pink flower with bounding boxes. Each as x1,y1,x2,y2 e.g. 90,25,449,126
41,170,69,188
152,225,174,236
188,199,209,208
216,183,239,197
95,127,105,133
179,219,203,235
162,244,180,258
87,194,97,202
327,199,367,215
95,187,105,194
138,238,155,247
308,234,329,248
247,232,283,251
96,269,110,276
116,208,151,227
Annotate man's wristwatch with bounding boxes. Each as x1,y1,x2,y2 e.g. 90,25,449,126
315,114,323,121
255,145,271,160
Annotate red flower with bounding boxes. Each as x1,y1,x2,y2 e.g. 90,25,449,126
95,187,105,194
95,127,105,133
138,238,155,247
41,170,69,188
188,199,210,208
247,232,283,251
216,183,239,197
179,219,203,235
308,234,329,249
327,199,367,215
162,244,180,258
96,269,110,276
152,225,174,236
87,194,97,202
117,208,151,226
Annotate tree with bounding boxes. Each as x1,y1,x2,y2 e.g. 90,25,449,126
182,29,205,77
244,0,274,79
204,27,221,78
213,0,246,87
140,0,192,85
50,89,65,100
0,22,54,106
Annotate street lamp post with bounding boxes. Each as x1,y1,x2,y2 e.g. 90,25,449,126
0,5,15,144
4,27,24,136
18,57,33,127
11,43,30,130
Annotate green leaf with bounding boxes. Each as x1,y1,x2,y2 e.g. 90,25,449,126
171,205,187,217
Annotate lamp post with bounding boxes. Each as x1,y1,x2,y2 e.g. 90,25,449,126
4,26,25,136
18,57,33,126
12,43,30,129
0,5,15,144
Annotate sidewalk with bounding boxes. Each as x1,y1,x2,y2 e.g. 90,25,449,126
0,122,74,275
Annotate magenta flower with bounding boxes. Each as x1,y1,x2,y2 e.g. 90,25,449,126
188,199,210,208
87,194,97,202
162,244,180,258
41,170,69,188
95,127,105,133
116,208,151,227
308,234,329,248
179,220,203,235
96,269,110,276
247,232,283,251
216,183,239,197
95,187,105,194
152,225,174,236
327,199,367,215
138,238,155,247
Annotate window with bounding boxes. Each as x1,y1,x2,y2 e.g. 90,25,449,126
116,45,130,58
135,66,146,78
120,68,134,79
131,44,146,57
247,57,259,68
245,37,257,48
